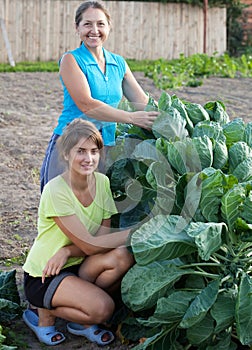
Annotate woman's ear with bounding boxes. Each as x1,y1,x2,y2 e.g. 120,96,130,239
64,153,69,161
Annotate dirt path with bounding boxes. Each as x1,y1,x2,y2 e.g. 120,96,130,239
0,72,251,349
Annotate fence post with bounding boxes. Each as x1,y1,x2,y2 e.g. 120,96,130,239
0,18,15,66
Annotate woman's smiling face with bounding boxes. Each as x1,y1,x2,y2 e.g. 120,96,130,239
67,137,100,176
77,8,110,49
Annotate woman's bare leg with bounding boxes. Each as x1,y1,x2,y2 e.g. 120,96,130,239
78,247,134,291
50,275,115,324
37,308,63,342
37,275,115,343
34,248,133,343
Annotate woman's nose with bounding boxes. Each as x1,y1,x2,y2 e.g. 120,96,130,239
91,24,98,32
84,151,92,161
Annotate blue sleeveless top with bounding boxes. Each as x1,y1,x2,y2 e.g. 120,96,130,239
54,43,126,145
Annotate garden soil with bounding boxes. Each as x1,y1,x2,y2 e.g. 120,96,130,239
0,72,252,349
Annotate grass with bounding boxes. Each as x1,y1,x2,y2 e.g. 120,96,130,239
0,59,151,73
1,53,251,90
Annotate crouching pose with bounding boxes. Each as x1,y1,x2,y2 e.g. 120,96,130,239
22,119,134,346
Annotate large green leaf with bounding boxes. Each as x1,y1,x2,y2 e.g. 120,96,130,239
0,299,21,323
191,136,213,170
204,100,230,125
180,279,220,328
171,95,194,136
138,291,197,327
152,108,188,141
221,184,246,231
0,270,21,324
241,191,252,223
210,292,235,333
107,158,135,192
106,135,142,171
212,139,228,170
232,156,252,182
206,333,237,350
192,120,225,142
120,317,158,343
186,312,214,345
222,117,245,147
228,141,252,173
187,222,226,260
192,121,228,169
166,141,188,175
155,137,169,159
184,102,210,125
132,139,161,164
199,169,225,222
0,270,20,305
143,330,182,350
145,161,176,214
167,137,213,175
130,328,178,350
131,215,197,265
175,172,202,220
121,260,193,311
244,121,252,147
158,91,171,111
236,273,252,345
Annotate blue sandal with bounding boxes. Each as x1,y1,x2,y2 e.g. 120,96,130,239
67,322,114,346
23,309,65,346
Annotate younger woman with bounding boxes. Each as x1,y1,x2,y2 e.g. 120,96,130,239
23,119,134,346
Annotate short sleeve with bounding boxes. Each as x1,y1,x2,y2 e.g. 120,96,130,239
39,178,76,219
96,174,117,219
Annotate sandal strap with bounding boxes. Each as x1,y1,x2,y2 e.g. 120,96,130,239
67,323,114,345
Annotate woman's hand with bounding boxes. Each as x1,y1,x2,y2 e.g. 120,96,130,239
130,110,160,130
42,246,70,283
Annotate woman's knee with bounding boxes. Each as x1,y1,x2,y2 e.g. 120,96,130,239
113,247,135,271
83,296,115,324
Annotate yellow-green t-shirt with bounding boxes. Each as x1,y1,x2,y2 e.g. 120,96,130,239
23,172,117,277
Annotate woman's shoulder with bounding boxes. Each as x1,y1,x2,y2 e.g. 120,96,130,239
59,46,84,65
42,176,66,196
95,172,112,189
104,48,125,66
95,171,109,182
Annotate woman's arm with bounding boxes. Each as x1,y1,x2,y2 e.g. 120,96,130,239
60,54,159,129
95,218,111,236
53,215,130,256
41,244,85,283
42,218,112,282
122,63,149,110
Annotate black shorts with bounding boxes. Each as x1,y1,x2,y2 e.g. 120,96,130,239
23,264,81,309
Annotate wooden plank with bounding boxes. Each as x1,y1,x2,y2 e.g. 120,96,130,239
208,7,226,55
171,4,179,58
51,0,60,60
33,0,41,61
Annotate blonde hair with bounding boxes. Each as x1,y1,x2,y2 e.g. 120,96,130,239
57,119,103,163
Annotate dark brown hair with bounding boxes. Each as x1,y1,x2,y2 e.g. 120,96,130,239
75,1,111,27
57,119,103,163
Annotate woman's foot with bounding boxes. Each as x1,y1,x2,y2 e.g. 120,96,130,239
67,322,115,346
23,309,66,345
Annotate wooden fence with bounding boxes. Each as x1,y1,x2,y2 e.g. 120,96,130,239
0,0,227,64
241,0,252,44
